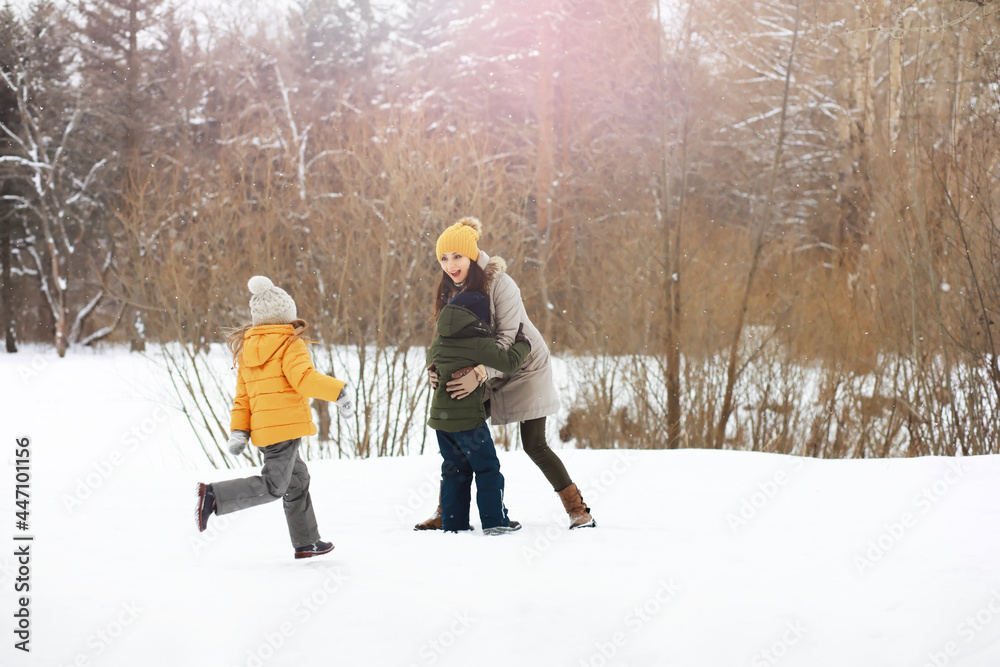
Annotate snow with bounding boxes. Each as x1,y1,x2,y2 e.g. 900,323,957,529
4,345,1000,667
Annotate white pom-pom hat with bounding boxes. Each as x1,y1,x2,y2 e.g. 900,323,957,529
247,276,297,326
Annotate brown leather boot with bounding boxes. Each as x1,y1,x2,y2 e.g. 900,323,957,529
414,504,442,531
557,482,596,529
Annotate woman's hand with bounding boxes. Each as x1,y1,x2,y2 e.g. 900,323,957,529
446,365,486,400
514,323,532,351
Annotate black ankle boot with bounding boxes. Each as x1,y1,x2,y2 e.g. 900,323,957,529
294,540,335,559
196,483,216,532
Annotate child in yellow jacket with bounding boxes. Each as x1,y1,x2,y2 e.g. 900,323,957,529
195,276,352,559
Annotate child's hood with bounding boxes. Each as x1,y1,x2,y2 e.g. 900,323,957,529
436,304,491,339
241,324,296,367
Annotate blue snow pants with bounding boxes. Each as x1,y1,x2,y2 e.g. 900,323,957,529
436,425,509,531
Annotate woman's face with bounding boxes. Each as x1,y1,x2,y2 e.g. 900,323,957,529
440,252,472,285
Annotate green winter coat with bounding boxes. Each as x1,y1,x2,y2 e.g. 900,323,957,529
426,303,531,433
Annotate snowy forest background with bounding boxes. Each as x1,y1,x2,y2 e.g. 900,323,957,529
3,0,1000,462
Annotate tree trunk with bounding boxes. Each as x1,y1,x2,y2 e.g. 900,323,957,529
887,3,903,153
657,0,682,449
125,0,140,193
1,204,15,353
535,2,556,337
44,229,68,357
129,308,146,352
835,5,874,264
715,0,802,448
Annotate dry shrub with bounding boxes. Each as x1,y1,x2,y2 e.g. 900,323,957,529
112,102,541,463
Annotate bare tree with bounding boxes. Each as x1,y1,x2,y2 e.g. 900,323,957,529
713,0,803,448
0,5,22,353
0,5,110,356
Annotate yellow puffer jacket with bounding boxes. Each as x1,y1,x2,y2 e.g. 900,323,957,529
230,324,346,447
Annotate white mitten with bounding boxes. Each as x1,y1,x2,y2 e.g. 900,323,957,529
227,430,250,456
337,385,355,419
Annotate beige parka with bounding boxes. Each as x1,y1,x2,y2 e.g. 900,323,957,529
477,251,561,425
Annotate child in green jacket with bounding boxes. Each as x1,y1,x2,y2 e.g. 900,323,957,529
426,290,531,534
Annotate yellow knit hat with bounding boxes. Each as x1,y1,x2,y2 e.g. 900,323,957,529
435,217,482,262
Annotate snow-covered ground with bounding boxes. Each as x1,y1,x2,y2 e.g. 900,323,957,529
3,346,1000,667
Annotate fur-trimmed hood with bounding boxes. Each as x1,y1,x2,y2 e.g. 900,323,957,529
477,251,507,294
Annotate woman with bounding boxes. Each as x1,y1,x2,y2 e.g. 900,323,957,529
416,216,595,531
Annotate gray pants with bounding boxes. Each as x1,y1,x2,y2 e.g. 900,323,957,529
212,438,320,548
